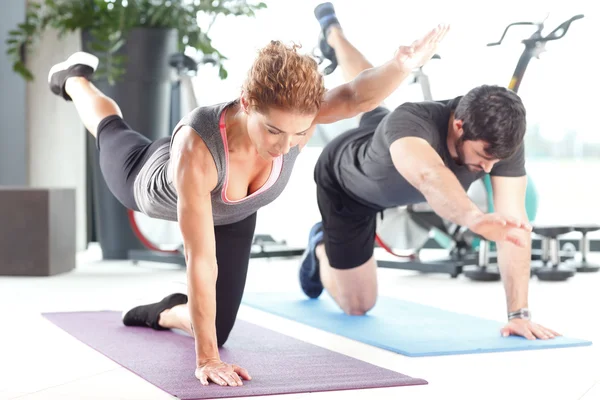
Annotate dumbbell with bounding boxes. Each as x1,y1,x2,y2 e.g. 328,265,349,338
463,235,502,281
532,225,576,281
570,224,600,273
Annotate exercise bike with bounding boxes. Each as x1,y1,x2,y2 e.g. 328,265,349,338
127,53,305,266
374,14,584,281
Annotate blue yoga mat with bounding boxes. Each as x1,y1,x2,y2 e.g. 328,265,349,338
242,292,592,357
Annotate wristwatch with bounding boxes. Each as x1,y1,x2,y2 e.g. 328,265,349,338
508,308,531,321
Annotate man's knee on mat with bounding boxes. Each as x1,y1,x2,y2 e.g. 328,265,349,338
327,256,379,316
338,293,377,316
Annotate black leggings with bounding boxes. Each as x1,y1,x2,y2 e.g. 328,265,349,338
96,115,256,346
212,212,256,346
96,115,168,211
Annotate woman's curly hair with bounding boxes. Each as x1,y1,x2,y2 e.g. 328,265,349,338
243,41,326,115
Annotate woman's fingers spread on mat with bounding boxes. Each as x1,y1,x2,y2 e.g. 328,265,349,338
232,364,252,380
218,371,239,386
196,371,209,386
208,371,228,386
227,371,243,386
221,371,242,386
196,360,247,386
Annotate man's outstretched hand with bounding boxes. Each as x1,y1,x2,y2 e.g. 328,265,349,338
395,24,450,72
468,212,532,247
501,319,561,340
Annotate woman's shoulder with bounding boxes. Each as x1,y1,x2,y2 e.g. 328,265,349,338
169,125,219,188
187,99,238,119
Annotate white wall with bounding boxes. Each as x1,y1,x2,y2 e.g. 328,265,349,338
26,29,88,251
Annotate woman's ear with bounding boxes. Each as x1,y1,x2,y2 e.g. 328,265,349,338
240,91,249,114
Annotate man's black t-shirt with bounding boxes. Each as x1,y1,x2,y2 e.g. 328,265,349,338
328,97,526,210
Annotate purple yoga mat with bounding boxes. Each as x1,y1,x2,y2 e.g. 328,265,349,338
42,311,426,399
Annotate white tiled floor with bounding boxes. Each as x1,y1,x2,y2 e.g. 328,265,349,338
1,245,599,400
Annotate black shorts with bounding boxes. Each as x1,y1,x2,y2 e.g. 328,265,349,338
314,107,389,270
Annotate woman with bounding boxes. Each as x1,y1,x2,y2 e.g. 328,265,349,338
48,8,447,387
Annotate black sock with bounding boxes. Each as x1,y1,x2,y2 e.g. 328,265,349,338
122,293,188,330
314,2,341,37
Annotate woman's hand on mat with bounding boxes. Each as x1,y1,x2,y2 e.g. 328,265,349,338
394,23,450,72
467,213,533,247
195,359,251,386
501,319,561,340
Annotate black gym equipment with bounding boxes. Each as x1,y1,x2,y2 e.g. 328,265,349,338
129,233,304,266
531,226,576,281
375,14,585,281
568,225,600,273
376,207,478,278
463,237,502,282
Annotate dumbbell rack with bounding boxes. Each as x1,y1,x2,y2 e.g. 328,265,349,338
465,224,600,282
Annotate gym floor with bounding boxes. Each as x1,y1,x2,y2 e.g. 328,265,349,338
1,246,598,400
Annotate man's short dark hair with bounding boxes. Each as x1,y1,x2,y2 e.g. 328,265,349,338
454,85,526,159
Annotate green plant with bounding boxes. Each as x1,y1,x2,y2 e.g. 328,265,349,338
6,0,266,84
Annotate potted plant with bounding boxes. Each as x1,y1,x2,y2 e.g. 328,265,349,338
6,0,266,83
5,0,267,260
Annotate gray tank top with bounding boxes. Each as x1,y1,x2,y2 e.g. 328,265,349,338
133,101,300,226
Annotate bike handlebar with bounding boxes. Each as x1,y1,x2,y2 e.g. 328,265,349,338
543,14,584,42
487,14,584,47
169,53,218,73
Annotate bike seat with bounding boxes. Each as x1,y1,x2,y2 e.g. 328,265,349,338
169,53,198,72
532,225,574,238
571,224,600,234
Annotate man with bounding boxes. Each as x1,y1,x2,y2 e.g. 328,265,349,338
302,2,559,341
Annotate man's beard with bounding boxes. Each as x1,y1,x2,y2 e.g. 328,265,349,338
454,138,485,172
453,136,467,166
